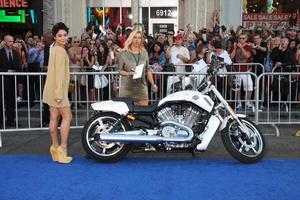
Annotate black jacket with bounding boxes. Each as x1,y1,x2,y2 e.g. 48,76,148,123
270,47,295,68
0,48,21,72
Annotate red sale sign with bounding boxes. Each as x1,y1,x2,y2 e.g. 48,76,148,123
242,13,300,30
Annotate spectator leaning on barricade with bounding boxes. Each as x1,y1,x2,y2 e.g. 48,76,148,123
230,33,253,110
67,36,82,108
149,41,167,98
251,33,268,107
81,46,96,105
0,34,22,127
185,32,197,64
95,42,111,100
270,37,296,103
14,38,27,103
165,33,190,95
207,40,232,96
27,41,44,106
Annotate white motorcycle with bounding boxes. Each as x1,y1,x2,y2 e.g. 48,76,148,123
81,57,265,163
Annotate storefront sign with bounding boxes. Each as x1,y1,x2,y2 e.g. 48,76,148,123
0,9,25,22
153,23,174,33
150,7,177,19
243,13,300,30
0,0,28,8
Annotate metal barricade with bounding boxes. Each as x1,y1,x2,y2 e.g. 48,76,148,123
2,62,299,147
256,69,300,129
0,70,120,147
150,63,263,116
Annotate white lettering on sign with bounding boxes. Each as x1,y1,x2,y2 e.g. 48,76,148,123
243,13,300,30
156,9,172,17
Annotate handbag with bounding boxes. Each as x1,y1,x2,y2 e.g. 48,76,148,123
68,82,75,93
94,74,108,89
80,74,86,86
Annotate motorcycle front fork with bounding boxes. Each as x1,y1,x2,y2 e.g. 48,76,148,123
211,86,251,138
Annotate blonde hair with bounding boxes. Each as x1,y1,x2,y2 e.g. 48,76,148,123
123,30,146,53
72,36,80,43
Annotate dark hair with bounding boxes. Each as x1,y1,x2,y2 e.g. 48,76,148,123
289,14,297,27
197,43,206,54
52,22,69,37
97,43,109,65
211,40,222,49
289,39,296,48
151,41,163,54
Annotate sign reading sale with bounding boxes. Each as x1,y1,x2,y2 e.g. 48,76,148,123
242,13,300,30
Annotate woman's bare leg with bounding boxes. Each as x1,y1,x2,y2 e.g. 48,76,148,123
49,107,60,147
58,106,72,148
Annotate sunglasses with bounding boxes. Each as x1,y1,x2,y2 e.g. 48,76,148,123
73,41,80,43
239,37,246,40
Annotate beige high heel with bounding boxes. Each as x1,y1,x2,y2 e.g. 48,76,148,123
49,146,58,162
56,146,72,164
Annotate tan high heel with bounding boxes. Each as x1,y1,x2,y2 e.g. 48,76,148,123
49,146,58,162
56,146,72,164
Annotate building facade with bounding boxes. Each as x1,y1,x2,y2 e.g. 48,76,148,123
42,0,237,37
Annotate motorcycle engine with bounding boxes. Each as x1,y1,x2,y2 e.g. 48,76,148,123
157,103,208,138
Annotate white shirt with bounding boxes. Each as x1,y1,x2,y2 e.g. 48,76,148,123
209,50,232,76
169,45,190,73
209,50,232,65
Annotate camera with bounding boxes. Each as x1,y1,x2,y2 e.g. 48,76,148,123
221,25,226,32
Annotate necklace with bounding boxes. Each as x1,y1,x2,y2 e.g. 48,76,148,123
131,52,140,66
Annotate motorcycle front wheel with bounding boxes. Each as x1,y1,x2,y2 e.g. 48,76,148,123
81,112,131,163
221,117,265,164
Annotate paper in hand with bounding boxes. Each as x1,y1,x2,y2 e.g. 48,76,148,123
133,64,144,79
192,59,207,72
92,64,102,71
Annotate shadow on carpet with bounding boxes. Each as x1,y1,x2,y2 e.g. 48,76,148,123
0,155,299,200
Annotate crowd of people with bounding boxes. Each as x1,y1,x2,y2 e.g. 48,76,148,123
0,21,300,124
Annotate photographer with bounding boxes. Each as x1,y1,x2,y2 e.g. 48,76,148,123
230,33,253,110
207,40,232,96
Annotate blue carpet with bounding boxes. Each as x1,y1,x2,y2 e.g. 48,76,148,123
0,156,299,200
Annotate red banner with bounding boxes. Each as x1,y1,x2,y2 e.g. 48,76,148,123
242,13,300,30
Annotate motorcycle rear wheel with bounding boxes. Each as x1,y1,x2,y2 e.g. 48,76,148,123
81,112,131,163
221,117,265,164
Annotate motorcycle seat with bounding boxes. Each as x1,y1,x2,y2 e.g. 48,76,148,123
112,97,134,111
112,97,157,113
134,102,158,113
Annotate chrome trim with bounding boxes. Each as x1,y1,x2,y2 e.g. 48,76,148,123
99,121,194,143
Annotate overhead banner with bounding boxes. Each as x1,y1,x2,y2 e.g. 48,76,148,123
242,13,300,30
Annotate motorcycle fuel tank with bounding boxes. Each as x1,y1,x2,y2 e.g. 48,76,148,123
158,91,214,113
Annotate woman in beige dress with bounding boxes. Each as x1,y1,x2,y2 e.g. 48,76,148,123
119,30,158,106
43,22,72,164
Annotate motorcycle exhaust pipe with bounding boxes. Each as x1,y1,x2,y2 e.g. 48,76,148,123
98,123,194,143
100,134,191,143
